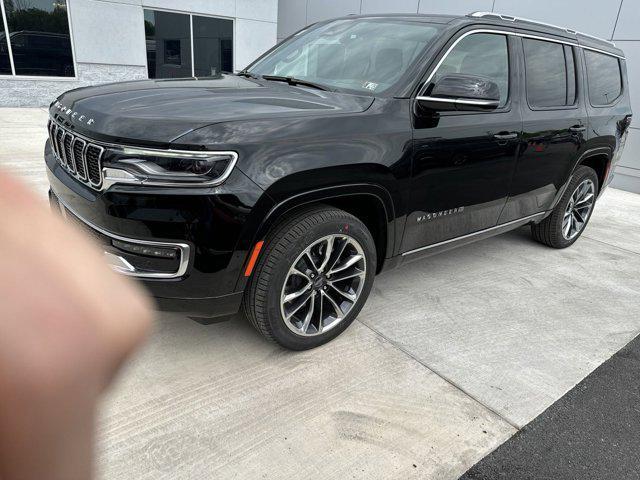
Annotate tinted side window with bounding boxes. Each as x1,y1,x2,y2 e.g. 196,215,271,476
584,50,622,106
432,33,509,107
523,38,576,108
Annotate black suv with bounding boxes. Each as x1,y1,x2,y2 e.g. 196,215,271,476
45,12,632,349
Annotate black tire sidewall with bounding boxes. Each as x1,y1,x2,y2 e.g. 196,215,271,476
264,213,376,350
551,166,599,248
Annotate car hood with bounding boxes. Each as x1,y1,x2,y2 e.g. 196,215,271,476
50,75,375,145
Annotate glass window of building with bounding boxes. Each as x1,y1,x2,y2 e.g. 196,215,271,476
0,13,10,74
1,0,74,77
144,10,234,79
144,9,192,79
193,15,233,77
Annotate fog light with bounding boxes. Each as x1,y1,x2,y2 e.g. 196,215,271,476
112,240,178,259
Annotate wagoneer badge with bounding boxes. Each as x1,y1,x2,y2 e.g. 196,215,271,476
53,101,95,125
417,207,465,222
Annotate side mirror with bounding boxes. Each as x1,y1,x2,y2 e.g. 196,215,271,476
416,74,501,112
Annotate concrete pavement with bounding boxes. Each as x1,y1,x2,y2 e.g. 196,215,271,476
2,108,640,479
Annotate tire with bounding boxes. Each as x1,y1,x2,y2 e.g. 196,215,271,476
531,165,599,248
243,205,376,350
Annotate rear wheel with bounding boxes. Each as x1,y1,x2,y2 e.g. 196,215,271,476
531,165,598,248
243,206,376,350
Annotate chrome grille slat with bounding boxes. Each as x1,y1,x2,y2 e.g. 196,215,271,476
54,127,65,166
63,132,75,173
85,145,104,186
48,121,59,158
48,119,104,189
73,138,87,180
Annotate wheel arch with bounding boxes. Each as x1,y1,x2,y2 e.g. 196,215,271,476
577,151,611,193
236,183,396,291
551,147,612,211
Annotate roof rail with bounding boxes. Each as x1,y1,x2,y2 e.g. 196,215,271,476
467,11,616,47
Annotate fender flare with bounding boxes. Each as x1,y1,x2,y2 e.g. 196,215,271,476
550,147,612,210
235,183,397,291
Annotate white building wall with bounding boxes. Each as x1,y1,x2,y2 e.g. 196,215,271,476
0,0,278,107
277,0,640,193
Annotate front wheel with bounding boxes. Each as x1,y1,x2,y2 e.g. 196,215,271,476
531,165,599,248
243,206,376,350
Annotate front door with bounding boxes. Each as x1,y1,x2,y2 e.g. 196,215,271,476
402,31,522,254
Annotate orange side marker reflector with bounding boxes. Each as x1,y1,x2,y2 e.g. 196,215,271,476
244,240,264,277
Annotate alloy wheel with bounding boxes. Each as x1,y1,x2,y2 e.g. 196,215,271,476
280,234,366,336
562,178,595,240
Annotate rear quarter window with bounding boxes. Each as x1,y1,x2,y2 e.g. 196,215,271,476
584,50,622,106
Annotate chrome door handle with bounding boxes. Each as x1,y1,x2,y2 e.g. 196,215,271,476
493,133,518,141
569,126,586,133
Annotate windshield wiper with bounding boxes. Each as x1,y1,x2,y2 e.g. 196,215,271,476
261,75,331,91
236,70,259,79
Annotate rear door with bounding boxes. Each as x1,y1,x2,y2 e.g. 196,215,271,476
499,34,588,223
403,30,522,253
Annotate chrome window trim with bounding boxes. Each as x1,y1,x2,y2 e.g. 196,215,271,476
415,95,498,107
402,212,547,256
418,28,625,98
55,194,191,279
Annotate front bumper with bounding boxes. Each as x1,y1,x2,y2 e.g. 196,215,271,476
45,141,265,318
50,191,191,279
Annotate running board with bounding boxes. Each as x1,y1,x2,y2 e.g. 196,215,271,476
401,212,547,259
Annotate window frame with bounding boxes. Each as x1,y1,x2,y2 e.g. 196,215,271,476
416,28,516,116
582,48,624,108
521,36,579,111
0,0,78,80
143,6,235,79
413,27,626,116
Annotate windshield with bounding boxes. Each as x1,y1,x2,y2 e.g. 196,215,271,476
247,18,443,95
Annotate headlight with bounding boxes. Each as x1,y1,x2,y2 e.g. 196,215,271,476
102,146,237,188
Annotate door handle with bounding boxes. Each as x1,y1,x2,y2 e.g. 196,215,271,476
493,132,518,141
569,125,586,133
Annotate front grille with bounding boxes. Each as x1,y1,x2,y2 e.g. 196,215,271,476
48,119,104,189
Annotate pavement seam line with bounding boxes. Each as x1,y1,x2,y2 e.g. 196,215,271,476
356,318,521,431
582,234,640,257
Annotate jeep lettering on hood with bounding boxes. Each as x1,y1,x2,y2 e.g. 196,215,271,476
50,75,374,145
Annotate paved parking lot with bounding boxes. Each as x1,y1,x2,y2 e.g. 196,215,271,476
2,108,640,479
